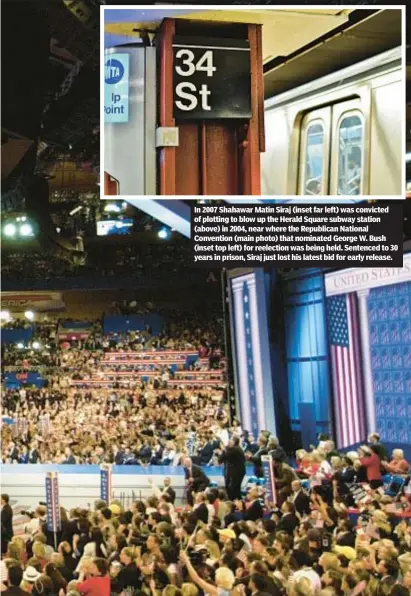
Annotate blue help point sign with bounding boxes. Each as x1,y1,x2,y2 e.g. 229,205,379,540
104,53,130,123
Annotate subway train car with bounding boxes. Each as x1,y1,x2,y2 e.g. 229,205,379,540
262,47,403,197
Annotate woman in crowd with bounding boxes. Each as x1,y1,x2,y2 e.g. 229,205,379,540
382,449,410,475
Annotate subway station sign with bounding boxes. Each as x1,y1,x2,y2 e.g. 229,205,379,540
104,53,130,124
173,36,252,120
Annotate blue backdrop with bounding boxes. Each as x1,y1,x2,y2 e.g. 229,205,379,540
368,281,411,444
1,327,34,345
4,372,46,389
103,314,164,336
281,269,332,445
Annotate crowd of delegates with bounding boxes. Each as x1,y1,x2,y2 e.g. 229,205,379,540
2,242,192,282
1,432,411,596
1,315,226,466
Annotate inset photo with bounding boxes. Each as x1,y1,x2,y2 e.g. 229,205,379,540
101,6,405,198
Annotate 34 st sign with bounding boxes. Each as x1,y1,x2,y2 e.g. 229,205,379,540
172,36,252,120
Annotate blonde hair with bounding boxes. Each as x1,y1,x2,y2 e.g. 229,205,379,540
294,577,314,596
7,543,23,562
205,540,220,561
181,584,199,596
392,449,404,460
215,567,235,590
311,450,324,463
33,543,46,558
162,587,181,596
320,553,340,571
331,456,342,470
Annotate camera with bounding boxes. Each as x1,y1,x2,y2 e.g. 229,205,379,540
187,548,207,566
20,510,35,519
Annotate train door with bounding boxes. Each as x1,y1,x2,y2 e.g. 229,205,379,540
298,99,365,196
329,99,364,196
298,107,331,196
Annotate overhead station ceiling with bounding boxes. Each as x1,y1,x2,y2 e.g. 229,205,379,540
263,8,402,98
105,8,353,64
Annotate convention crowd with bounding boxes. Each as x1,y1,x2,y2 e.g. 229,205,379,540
1,243,192,282
1,323,411,596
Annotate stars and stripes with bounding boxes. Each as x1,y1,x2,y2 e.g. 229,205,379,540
100,465,113,505
243,282,258,437
39,413,51,437
46,473,61,533
327,293,366,448
261,455,277,505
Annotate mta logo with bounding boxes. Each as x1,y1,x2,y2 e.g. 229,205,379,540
105,58,124,84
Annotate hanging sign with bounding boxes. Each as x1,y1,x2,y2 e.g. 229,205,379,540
173,36,251,120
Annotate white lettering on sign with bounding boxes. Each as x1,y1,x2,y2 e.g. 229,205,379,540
175,82,211,111
174,49,216,112
105,64,121,80
175,49,216,77
324,253,411,296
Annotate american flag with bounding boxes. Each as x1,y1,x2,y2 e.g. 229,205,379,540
236,548,248,564
243,283,259,437
46,473,61,533
39,413,51,436
327,293,366,448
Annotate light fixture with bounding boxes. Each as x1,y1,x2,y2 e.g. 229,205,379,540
17,343,24,349
32,341,40,349
104,203,121,213
0,311,10,321
158,227,170,239
19,223,34,237
4,223,17,237
69,205,83,216
24,310,35,321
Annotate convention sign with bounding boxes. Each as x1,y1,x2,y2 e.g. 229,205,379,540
100,464,113,505
261,454,277,505
46,472,61,533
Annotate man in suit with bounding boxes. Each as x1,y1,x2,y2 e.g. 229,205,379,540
161,477,176,504
218,436,246,500
246,435,269,478
268,437,287,464
61,447,76,464
274,460,298,505
243,487,264,521
112,444,125,465
197,433,220,466
28,441,41,464
276,501,299,535
290,480,311,517
1,494,13,555
183,457,210,506
7,441,19,463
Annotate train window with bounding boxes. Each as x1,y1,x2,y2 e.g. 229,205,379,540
303,121,324,195
336,113,363,195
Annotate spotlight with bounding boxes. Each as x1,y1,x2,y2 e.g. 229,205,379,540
4,223,17,237
158,227,170,239
24,311,35,321
19,223,34,237
17,343,24,349
104,203,121,213
0,311,10,321
32,341,40,349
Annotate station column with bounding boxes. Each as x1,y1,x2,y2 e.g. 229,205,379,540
157,18,265,195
